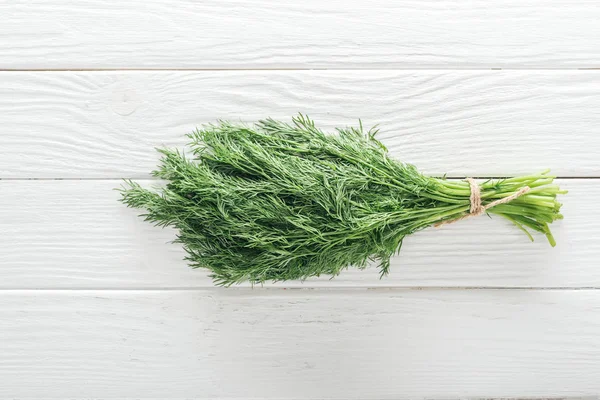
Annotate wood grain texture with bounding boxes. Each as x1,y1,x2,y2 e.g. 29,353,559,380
1,289,599,398
2,0,600,69
0,179,588,289
4,3,600,398
1,70,599,178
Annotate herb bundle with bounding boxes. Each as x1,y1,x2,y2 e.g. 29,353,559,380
120,115,565,286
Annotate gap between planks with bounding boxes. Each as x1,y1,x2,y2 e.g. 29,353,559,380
0,68,600,72
2,176,600,181
1,287,599,292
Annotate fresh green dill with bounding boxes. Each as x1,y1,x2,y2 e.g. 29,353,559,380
119,115,566,286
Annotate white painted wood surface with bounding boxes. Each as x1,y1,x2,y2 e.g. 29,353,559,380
2,1,600,398
1,70,599,178
3,0,600,69
0,179,586,289
2,289,600,399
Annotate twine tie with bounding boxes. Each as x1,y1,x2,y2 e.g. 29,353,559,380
434,178,530,227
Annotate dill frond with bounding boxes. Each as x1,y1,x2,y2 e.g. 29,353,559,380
119,115,565,285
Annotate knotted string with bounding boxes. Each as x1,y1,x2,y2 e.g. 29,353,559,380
434,178,531,227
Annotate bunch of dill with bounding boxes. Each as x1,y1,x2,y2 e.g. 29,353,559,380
120,115,565,286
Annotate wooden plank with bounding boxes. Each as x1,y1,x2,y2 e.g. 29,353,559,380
2,1,600,69
0,179,589,289
1,289,599,398
1,70,599,178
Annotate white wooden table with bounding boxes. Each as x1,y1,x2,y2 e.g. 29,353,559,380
2,1,600,398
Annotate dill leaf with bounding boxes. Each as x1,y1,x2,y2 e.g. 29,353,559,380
119,115,565,286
